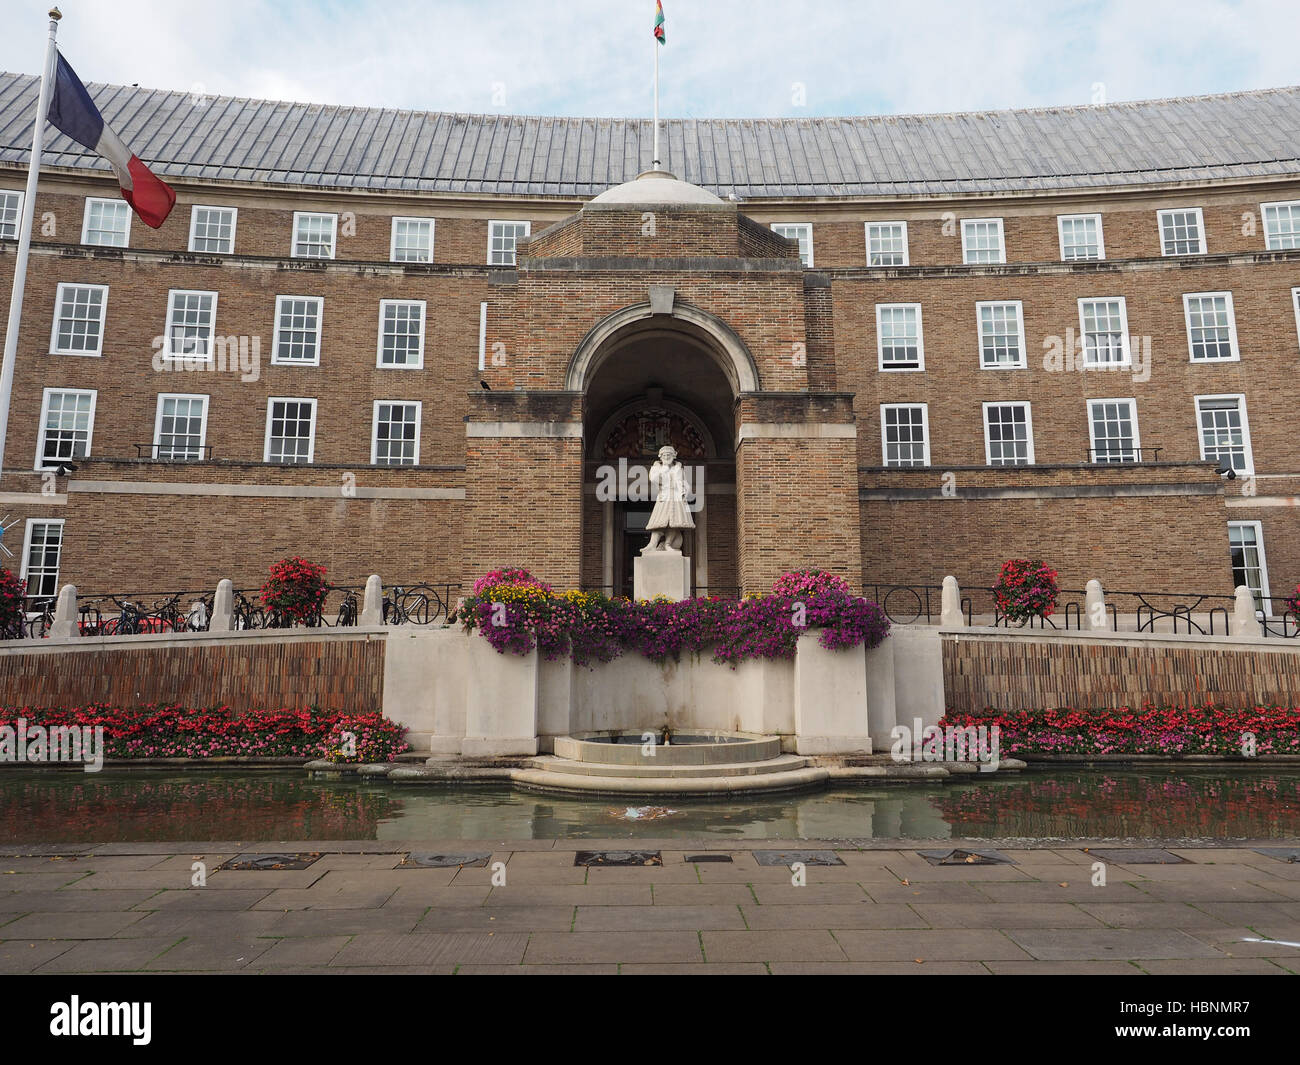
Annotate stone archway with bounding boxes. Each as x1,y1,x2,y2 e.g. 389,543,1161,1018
574,301,744,598
566,298,761,395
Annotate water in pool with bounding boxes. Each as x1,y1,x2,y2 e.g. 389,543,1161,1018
1,767,1298,843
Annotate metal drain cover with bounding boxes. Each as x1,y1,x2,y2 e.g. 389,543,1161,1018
221,853,320,871
574,851,662,867
685,854,733,863
753,850,843,867
401,852,491,868
1252,848,1300,863
1089,848,1188,865
919,849,1013,867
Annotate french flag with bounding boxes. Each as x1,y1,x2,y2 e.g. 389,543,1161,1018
47,53,176,229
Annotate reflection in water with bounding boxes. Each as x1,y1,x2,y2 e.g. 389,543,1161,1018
0,768,1297,843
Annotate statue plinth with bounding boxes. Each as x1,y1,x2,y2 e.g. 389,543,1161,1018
634,550,690,602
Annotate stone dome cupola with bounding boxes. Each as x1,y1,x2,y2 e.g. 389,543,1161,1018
588,169,726,207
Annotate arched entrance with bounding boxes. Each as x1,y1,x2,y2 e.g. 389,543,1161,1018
572,302,750,598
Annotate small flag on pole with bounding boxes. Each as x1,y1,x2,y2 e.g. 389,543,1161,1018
654,1,665,45
47,53,176,228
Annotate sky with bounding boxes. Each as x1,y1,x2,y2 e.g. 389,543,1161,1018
0,0,1294,119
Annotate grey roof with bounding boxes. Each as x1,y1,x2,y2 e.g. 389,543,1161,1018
1,71,1299,199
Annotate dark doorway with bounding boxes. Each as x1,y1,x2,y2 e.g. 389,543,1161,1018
614,501,695,598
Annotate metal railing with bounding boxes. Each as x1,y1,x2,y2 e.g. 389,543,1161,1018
1086,447,1162,463
133,444,214,460
7,580,461,640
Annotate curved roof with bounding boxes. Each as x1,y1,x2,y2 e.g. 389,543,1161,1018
0,71,1299,199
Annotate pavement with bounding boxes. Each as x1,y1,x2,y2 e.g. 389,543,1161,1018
2,840,1299,974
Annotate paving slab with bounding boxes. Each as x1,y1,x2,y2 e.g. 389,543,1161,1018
749,884,872,906
36,936,182,972
525,931,702,964
574,905,745,931
117,910,284,938
739,903,927,930
913,903,1103,929
863,882,992,904
0,872,91,891
769,961,988,975
701,930,847,962
0,889,160,912
618,962,770,975
145,935,275,971
484,885,653,907
455,963,621,975
249,888,398,911
384,885,492,908
834,929,1031,962
1007,929,1223,961
0,911,148,939
984,959,1144,975
253,936,352,967
417,907,575,933
333,932,528,967
1079,902,1232,929
649,884,757,907
1138,957,1294,975
132,888,274,912
268,909,428,937
0,939,74,973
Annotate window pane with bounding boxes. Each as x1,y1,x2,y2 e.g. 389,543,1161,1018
374,402,419,464
275,297,322,363
393,219,433,262
379,302,423,366
985,404,1031,465
191,207,235,253
867,223,907,266
882,405,927,466
1060,215,1100,260
963,220,1003,263
0,191,21,240
1186,294,1235,360
1229,523,1268,612
156,396,206,459
1198,398,1248,471
1264,203,1300,250
1080,299,1127,364
84,199,129,246
166,292,215,357
489,221,528,265
294,213,335,258
40,391,94,464
53,285,105,354
878,305,920,368
978,303,1023,366
268,400,314,463
23,522,63,600
1089,400,1137,463
1161,210,1203,254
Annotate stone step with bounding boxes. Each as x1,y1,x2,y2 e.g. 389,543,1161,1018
509,764,831,797
526,754,812,779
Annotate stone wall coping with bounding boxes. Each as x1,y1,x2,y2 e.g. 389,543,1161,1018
939,624,1300,654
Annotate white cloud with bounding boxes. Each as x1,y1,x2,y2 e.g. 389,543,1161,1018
0,0,1293,119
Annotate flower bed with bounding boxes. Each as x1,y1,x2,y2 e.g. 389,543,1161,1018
453,568,890,668
942,704,1300,757
0,705,410,762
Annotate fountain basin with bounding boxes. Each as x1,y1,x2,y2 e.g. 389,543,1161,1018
554,730,781,767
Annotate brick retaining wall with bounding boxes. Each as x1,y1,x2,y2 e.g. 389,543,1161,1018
942,630,1300,711
0,632,385,711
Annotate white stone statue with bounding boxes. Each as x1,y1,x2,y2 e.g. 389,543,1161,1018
643,445,696,554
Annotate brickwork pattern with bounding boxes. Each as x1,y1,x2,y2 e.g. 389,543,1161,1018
942,632,1300,712
0,634,385,711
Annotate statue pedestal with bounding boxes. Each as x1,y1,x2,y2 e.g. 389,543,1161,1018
634,551,691,602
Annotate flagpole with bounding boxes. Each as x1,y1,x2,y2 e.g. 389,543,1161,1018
0,7,62,483
652,34,660,170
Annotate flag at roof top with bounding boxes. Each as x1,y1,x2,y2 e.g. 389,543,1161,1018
46,52,176,228
654,1,665,44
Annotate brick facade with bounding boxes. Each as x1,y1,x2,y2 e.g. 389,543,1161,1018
1,156,1297,606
